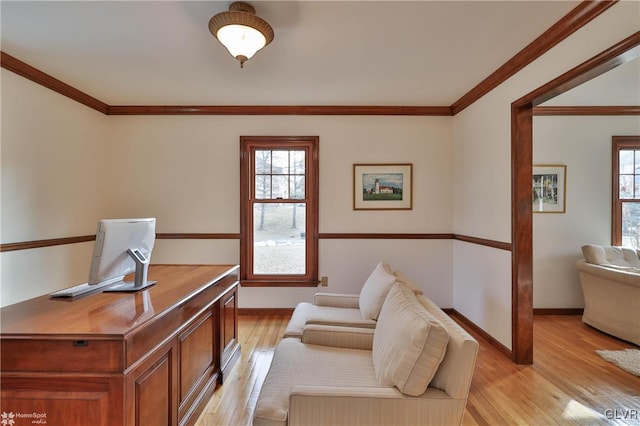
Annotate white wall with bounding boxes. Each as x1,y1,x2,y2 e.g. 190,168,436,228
0,69,110,306
1,86,455,308
453,242,512,348
452,2,639,348
107,115,454,308
533,116,640,309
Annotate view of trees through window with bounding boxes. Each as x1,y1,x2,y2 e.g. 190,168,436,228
240,136,318,286
613,136,640,248
618,148,640,248
253,149,306,275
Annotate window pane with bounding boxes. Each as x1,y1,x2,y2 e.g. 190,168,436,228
291,176,305,199
620,175,634,199
253,203,306,274
272,151,289,175
291,150,306,174
636,175,640,199
620,150,634,174
622,202,640,248
272,175,289,198
255,150,271,174
255,175,271,199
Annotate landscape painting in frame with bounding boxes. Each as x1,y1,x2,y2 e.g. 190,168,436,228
353,164,412,210
532,164,566,213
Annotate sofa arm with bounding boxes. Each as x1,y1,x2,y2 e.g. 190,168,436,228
302,324,374,350
576,260,640,288
313,293,360,308
289,386,464,426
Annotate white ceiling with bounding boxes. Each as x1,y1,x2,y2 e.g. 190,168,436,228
1,1,585,106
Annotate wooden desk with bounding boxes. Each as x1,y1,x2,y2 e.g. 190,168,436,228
0,264,241,426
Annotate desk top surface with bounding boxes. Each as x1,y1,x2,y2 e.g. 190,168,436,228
0,264,239,337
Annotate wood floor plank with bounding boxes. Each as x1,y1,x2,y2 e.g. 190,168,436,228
196,314,640,426
194,314,289,426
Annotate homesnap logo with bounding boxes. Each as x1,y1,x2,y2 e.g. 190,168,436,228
1,412,47,425
0,412,14,426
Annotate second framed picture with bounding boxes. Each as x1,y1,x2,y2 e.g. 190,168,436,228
532,164,566,213
353,163,412,210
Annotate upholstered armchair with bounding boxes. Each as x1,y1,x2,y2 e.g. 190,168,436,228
576,244,640,345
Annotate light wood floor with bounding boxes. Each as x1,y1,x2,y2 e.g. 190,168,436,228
195,314,639,426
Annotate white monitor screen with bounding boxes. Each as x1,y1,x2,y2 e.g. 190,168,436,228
88,218,156,286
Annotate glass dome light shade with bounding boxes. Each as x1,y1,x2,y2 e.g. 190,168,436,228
216,24,267,60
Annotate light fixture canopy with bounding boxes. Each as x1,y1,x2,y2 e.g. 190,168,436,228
209,2,274,68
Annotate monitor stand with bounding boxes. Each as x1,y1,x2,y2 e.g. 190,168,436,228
104,248,157,293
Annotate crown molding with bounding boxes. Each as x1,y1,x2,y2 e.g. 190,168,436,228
106,105,452,116
533,105,640,115
450,0,618,115
0,52,450,116
0,52,109,114
515,32,640,108
0,53,451,116
0,2,620,117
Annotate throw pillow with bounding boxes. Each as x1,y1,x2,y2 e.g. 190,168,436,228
582,244,607,264
359,262,397,320
372,283,449,396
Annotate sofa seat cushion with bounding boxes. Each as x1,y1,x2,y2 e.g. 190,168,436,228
254,338,378,426
284,302,376,339
359,262,397,320
373,284,449,396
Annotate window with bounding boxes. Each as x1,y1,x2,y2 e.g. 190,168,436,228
612,136,640,247
240,136,319,286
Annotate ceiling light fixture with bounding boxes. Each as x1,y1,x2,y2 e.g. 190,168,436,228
209,1,274,68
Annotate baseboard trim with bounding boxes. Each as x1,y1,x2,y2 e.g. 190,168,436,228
239,308,295,316
449,309,513,361
533,308,583,315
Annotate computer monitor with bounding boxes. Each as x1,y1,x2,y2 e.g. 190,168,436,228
88,218,157,292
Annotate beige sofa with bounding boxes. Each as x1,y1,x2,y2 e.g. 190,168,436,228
253,283,479,426
284,262,422,339
576,244,640,346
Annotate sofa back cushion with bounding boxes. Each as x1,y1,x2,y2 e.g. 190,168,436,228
372,283,449,396
582,244,640,267
359,262,397,320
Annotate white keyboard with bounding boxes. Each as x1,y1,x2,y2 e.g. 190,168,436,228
49,281,114,298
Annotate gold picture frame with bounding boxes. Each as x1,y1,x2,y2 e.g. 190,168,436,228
353,163,413,210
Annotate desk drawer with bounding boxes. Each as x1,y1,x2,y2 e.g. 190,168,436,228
1,338,124,373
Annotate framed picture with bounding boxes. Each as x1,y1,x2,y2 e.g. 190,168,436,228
532,165,566,213
353,163,412,210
